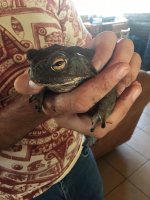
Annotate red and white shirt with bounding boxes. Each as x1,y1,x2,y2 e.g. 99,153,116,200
0,0,92,199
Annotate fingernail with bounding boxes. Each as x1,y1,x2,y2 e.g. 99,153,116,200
132,86,142,101
92,59,103,71
117,84,126,96
29,80,40,89
116,64,129,79
29,81,44,94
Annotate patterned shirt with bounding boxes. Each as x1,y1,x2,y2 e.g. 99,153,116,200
0,0,92,199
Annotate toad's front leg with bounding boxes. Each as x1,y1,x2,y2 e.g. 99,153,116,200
29,88,47,112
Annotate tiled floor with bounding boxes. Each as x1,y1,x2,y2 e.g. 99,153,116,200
97,102,150,200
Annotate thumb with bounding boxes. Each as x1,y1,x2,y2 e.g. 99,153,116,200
14,70,44,94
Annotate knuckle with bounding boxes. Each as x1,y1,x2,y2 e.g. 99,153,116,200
118,38,134,51
133,52,142,63
51,94,70,114
102,31,117,41
101,45,114,57
73,100,90,113
97,31,117,43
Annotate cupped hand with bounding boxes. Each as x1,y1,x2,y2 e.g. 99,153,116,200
14,70,44,95
14,31,142,138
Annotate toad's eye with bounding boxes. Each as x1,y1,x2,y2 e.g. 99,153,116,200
51,57,67,71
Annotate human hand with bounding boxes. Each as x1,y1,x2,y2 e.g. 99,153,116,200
14,31,142,138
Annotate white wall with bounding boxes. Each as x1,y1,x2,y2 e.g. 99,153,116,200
72,0,150,16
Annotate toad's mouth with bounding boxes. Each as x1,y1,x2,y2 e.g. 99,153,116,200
46,77,86,93
34,76,87,93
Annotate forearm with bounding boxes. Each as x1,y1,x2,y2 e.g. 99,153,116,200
0,94,49,150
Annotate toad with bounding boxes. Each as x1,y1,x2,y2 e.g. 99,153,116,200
27,44,117,133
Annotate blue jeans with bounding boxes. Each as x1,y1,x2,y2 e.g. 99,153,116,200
34,143,104,200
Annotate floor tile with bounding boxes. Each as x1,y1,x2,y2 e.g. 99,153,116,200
103,144,147,177
137,111,150,130
98,101,150,199
141,125,150,135
129,161,150,198
97,159,125,195
127,128,150,159
105,181,149,200
143,102,150,116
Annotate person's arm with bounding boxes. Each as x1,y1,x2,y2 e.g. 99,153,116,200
0,0,90,151
0,94,49,150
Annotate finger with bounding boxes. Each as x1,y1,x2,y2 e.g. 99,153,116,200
14,70,44,94
85,32,117,71
109,38,134,65
93,81,142,138
43,62,130,114
117,52,142,95
55,81,142,138
129,52,141,82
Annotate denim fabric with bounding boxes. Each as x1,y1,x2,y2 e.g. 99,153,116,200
33,144,104,200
